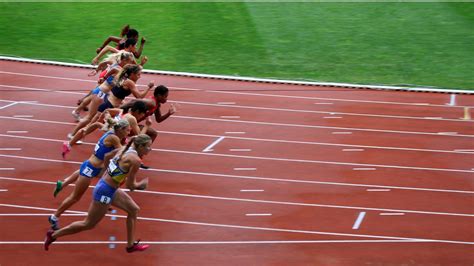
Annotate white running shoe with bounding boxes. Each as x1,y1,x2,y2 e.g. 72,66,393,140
71,110,81,122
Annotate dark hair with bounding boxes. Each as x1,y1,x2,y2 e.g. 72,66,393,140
124,38,137,48
131,100,147,114
126,29,139,39
153,85,169,97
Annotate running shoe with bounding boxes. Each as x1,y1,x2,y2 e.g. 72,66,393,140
139,163,150,169
48,215,60,230
62,142,71,159
44,229,56,251
53,180,63,198
126,240,149,253
71,110,81,122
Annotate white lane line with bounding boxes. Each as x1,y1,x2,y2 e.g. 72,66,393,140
353,168,376,171
352,212,366,230
424,117,443,119
0,148,21,151
438,132,458,135
225,132,246,134
13,115,33,118
314,103,333,105
343,149,364,152
367,189,391,192
1,133,473,173
1,155,473,195
1,71,467,109
234,168,257,171
0,168,15,171
6,131,28,134
454,149,474,152
217,102,236,105
0,239,438,245
220,116,240,119
332,132,352,134
2,133,474,173
240,189,264,192
246,213,272,217
1,114,471,155
230,149,252,152
2,178,474,217
323,116,342,119
380,213,405,216
202,136,225,152
0,102,18,110
2,98,474,138
0,189,8,192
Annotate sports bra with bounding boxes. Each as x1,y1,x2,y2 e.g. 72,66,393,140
111,83,132,100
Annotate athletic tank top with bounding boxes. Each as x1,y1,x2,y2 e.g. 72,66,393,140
107,148,138,185
94,131,116,160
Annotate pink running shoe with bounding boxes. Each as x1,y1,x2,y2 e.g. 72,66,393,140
126,240,149,253
44,229,56,251
62,142,71,159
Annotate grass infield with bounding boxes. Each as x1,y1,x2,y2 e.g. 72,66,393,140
1,2,473,90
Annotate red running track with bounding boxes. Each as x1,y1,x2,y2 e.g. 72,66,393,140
0,60,473,265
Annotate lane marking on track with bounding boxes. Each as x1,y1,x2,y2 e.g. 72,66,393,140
1,133,474,173
234,168,257,171
343,149,364,152
353,168,376,171
217,102,236,105
380,213,405,216
314,103,333,105
1,177,474,216
323,116,342,119
0,148,21,151
225,132,246,134
230,149,252,152
6,131,28,134
246,213,272,217
367,189,391,192
0,189,8,192
0,102,18,110
0,168,15,171
202,136,225,152
352,212,366,230
332,132,352,134
2,98,474,138
220,116,240,119
3,70,472,109
438,132,458,135
240,189,264,192
13,115,33,118
0,239,440,245
3,115,470,155
3,203,471,244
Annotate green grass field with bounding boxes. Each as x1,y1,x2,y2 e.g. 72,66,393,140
1,2,473,90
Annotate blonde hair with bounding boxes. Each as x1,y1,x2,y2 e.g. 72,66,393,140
103,51,135,65
117,134,151,162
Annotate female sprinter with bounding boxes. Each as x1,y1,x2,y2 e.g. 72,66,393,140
70,51,134,122
49,120,131,230
45,134,153,253
62,101,151,159
67,64,152,151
